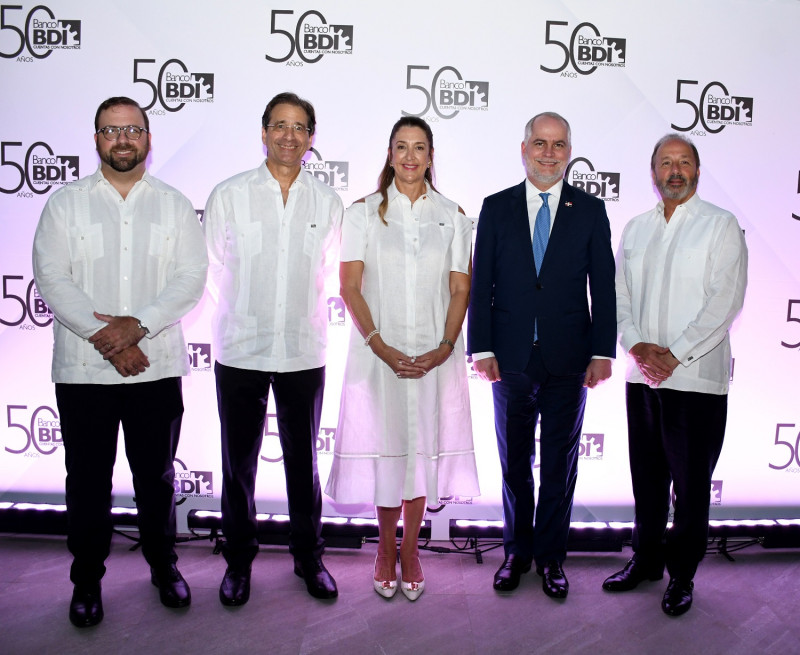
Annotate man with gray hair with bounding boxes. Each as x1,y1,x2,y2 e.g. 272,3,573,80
602,134,747,616
468,111,616,599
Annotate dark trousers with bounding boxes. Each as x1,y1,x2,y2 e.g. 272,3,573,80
215,362,325,569
492,345,587,566
55,378,183,586
626,382,727,580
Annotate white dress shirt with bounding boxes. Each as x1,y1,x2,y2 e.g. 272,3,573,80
616,193,748,394
204,162,343,372
32,167,209,384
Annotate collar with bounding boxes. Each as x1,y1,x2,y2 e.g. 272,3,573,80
525,177,563,203
657,191,702,219
388,178,432,203
260,159,309,188
88,166,152,191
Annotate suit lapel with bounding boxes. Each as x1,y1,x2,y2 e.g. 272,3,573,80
511,182,536,273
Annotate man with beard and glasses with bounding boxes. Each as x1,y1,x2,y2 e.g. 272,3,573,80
468,112,616,599
602,134,747,616
32,96,208,627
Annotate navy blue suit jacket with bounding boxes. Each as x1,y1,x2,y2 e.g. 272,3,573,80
467,180,616,375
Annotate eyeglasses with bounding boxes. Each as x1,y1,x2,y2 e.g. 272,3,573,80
96,125,149,141
266,123,311,135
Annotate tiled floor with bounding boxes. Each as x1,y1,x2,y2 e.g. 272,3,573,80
0,532,798,654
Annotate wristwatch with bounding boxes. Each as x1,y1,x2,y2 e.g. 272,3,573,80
136,320,150,336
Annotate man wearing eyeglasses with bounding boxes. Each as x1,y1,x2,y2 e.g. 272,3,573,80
32,96,208,627
204,92,343,606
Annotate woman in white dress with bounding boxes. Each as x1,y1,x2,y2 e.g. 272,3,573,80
325,117,479,600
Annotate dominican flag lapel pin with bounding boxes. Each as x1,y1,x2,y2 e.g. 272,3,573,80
564,201,573,207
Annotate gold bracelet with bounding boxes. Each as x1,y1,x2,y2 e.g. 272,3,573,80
439,338,455,351
364,329,380,346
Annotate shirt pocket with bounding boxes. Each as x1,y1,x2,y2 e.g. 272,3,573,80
303,220,326,257
148,223,178,261
670,247,707,282
68,223,104,262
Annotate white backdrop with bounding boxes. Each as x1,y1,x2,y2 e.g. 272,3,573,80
1,0,799,536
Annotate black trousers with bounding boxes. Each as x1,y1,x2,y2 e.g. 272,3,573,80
215,362,325,568
492,344,587,566
55,378,183,586
626,382,727,580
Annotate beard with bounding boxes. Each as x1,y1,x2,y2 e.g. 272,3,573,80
657,174,697,201
98,141,148,172
524,155,564,187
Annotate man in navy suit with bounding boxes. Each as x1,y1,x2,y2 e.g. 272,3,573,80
467,112,616,599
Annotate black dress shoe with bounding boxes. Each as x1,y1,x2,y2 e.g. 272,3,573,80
151,564,191,608
662,577,693,616
219,566,251,606
294,557,338,599
537,560,569,599
493,554,532,591
69,584,103,627
602,558,664,592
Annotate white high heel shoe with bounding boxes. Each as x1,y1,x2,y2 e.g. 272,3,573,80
373,556,397,598
400,559,425,601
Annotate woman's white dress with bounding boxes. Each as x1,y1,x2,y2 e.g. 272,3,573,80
325,182,480,506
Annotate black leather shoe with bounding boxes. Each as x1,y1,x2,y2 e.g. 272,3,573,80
219,566,251,606
662,577,693,616
493,554,532,591
294,557,338,599
69,584,103,627
537,560,569,599
602,558,664,591
151,564,191,608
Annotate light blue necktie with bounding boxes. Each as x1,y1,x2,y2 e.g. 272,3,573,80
532,192,550,341
532,192,550,275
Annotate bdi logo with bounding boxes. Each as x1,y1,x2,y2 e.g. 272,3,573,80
132,59,214,114
261,414,335,463
0,275,53,329
328,296,345,326
403,66,489,121
0,142,79,196
566,158,620,201
670,480,723,507
579,433,604,460
710,480,723,506
303,148,348,191
671,80,753,135
4,404,61,457
0,5,81,60
187,343,212,371
173,458,213,504
540,21,626,76
265,10,353,65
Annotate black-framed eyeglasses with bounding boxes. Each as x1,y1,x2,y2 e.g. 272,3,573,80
266,123,311,135
96,125,149,141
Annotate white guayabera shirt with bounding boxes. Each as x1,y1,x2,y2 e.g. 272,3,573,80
616,193,748,395
204,162,343,372
33,168,209,385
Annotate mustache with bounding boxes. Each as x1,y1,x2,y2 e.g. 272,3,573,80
668,174,687,183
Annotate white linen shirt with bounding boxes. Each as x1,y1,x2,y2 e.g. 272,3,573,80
616,193,748,394
204,162,343,372
32,167,209,384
